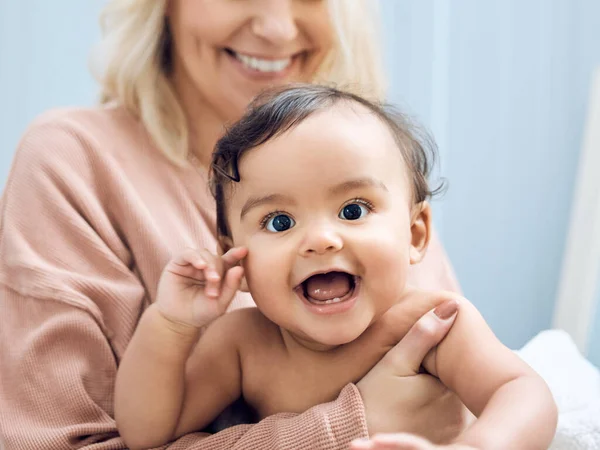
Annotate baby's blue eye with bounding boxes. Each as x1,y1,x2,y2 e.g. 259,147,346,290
339,203,368,221
266,214,295,232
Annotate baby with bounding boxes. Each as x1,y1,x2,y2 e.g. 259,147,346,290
115,85,557,449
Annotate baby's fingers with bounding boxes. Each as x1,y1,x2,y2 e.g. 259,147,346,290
217,266,245,312
171,248,222,297
172,248,208,270
221,246,248,272
196,248,222,298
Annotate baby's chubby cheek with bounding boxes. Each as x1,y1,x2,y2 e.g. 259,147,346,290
239,243,284,290
360,236,412,298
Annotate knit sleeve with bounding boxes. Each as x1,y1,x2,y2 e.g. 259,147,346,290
0,113,369,450
0,286,368,450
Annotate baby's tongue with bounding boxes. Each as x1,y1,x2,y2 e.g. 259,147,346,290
304,272,352,301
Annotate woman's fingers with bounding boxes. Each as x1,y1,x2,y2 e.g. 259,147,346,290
351,433,437,449
352,292,467,438
371,433,435,449
351,434,476,450
380,299,459,376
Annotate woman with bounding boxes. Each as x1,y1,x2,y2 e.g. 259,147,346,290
0,1,463,449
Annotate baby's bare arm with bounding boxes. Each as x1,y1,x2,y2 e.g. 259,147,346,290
429,296,557,449
173,310,246,438
115,305,242,449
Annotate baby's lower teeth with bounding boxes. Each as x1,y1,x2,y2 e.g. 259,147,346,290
324,297,341,304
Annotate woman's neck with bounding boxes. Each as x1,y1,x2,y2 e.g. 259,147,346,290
172,69,229,169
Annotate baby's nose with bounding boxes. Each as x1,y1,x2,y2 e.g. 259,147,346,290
299,226,343,256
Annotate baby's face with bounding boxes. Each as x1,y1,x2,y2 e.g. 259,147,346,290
226,104,426,350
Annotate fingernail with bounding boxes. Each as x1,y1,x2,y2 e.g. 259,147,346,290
207,271,220,281
206,288,219,297
433,299,459,320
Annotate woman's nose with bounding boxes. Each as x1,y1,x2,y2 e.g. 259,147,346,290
299,224,344,256
251,0,299,44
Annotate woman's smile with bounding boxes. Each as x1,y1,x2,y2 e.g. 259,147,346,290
224,48,303,82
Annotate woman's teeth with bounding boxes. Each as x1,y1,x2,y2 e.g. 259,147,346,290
232,51,292,73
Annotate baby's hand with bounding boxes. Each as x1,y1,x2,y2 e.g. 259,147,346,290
156,247,248,328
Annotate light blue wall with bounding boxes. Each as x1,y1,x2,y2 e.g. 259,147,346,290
0,0,103,183
381,0,600,349
1,1,599,351
590,272,600,366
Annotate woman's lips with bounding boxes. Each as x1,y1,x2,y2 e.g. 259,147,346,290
228,49,292,72
224,48,302,81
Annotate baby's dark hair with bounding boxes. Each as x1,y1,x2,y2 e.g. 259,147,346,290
210,84,443,238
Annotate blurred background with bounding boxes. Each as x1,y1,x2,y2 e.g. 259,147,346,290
1,0,599,363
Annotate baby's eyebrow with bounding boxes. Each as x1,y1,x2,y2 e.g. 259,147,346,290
240,194,295,219
329,177,388,195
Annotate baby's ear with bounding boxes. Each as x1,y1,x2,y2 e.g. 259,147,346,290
409,201,432,265
218,235,250,293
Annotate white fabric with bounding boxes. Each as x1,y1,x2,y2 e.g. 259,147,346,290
516,329,600,449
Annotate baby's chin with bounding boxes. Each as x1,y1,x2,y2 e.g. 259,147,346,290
294,324,370,352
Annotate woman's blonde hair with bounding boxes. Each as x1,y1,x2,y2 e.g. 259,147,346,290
91,0,386,164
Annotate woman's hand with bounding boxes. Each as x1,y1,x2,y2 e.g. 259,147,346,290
350,433,477,450
356,297,472,444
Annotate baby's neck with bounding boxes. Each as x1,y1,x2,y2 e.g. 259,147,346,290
273,299,405,354
279,327,344,353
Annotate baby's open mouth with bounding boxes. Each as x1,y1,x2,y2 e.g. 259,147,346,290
296,272,358,305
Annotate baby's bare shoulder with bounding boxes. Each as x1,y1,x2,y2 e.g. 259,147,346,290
210,307,260,331
211,308,279,344
221,307,272,326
